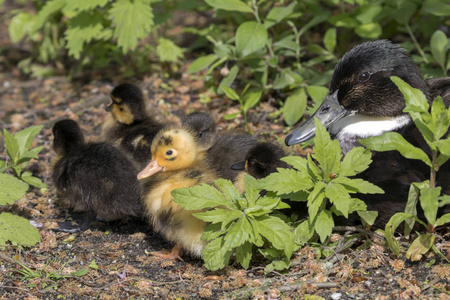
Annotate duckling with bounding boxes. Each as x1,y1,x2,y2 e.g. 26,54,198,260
182,112,258,183
137,126,219,260
285,40,450,154
101,83,164,167
52,119,141,232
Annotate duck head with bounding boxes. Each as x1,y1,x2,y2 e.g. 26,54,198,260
181,112,217,149
107,83,147,125
52,119,85,156
137,127,200,179
285,40,430,151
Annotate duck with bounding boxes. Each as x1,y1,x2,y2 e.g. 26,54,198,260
101,83,165,167
285,40,450,154
182,112,259,183
52,119,142,233
137,126,219,260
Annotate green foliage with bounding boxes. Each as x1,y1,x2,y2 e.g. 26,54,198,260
172,174,296,271
0,174,29,205
263,119,382,244
2,126,46,188
360,77,450,261
0,212,41,247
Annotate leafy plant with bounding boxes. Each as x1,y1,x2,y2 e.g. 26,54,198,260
2,125,46,188
172,174,296,271
262,119,382,244
360,76,450,261
0,212,41,248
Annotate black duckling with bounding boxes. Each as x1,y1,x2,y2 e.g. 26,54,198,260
182,112,258,184
101,83,164,167
285,40,450,154
137,126,219,261
52,119,141,233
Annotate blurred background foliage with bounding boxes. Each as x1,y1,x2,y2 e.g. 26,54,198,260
3,0,450,127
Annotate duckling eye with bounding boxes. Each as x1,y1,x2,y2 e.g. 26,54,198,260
358,72,371,82
166,150,173,156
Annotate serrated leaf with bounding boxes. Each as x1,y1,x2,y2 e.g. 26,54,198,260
419,187,441,224
406,232,435,261
193,209,241,227
108,0,153,53
215,178,241,207
264,2,297,28
294,219,314,246
308,181,326,220
204,0,252,13
262,168,314,195
314,210,334,243
339,147,372,176
187,54,219,74
0,174,29,205
201,223,223,241
202,236,233,271
385,212,417,255
332,177,384,194
255,215,294,258
283,88,307,126
64,0,109,12
325,183,351,218
31,0,65,33
430,30,448,70
221,86,240,101
281,155,308,173
244,173,259,206
359,132,432,167
0,212,40,246
4,130,19,163
235,241,252,269
323,28,336,53
223,217,250,249
156,38,183,62
20,172,47,189
313,118,341,175
171,183,228,210
235,21,268,58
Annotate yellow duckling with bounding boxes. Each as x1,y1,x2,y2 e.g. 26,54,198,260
137,126,218,260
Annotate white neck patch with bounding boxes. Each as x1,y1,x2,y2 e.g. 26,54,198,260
329,114,411,139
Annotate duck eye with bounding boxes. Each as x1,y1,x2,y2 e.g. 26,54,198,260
358,72,371,82
166,150,173,156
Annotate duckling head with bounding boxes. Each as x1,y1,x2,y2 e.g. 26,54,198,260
182,112,216,149
137,127,200,179
52,119,85,156
285,40,429,148
231,142,288,179
106,83,147,125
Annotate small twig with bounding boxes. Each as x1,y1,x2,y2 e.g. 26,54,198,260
278,281,339,293
333,226,385,240
0,285,30,292
422,277,442,291
324,237,359,262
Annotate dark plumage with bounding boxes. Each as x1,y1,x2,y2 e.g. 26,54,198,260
52,119,141,232
101,83,164,167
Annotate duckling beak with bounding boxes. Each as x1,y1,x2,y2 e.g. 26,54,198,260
105,103,112,112
285,90,348,146
137,160,164,180
231,160,246,171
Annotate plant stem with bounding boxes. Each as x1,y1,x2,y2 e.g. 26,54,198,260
430,150,438,189
406,23,429,64
251,0,261,24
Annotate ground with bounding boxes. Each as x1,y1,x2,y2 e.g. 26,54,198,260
0,64,449,300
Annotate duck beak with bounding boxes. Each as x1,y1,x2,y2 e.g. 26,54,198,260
285,90,348,146
105,103,112,112
231,160,246,171
137,160,164,180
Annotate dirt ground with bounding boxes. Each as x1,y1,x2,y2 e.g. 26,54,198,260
0,61,449,299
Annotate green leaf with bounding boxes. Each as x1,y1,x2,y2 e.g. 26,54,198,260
156,38,183,62
215,179,241,207
437,140,450,158
359,132,432,167
0,174,29,205
224,112,240,120
4,129,20,163
313,118,341,175
404,182,427,236
314,210,334,243
424,0,450,16
64,0,109,11
435,213,450,227
221,86,240,101
172,184,228,210
89,259,99,270
385,212,417,255
201,223,223,241
31,0,66,33
281,155,308,173
264,2,297,28
262,168,314,195
235,241,252,269
108,0,154,53
430,96,450,141
430,30,448,71
70,268,89,277
223,217,250,249
323,28,336,53
306,85,329,103
9,12,34,43
243,90,262,113
204,0,252,13
244,173,259,206
357,210,378,226
202,236,233,271
193,209,241,227
419,187,441,224
218,65,239,95
17,146,44,165
187,54,219,74
355,22,382,39
332,177,384,194
0,212,41,246
20,171,47,189
325,183,351,218
283,88,307,126
406,232,435,261
294,219,314,246
308,182,326,220
339,147,372,176
298,12,330,37
255,215,294,258
393,2,417,25
235,21,268,58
